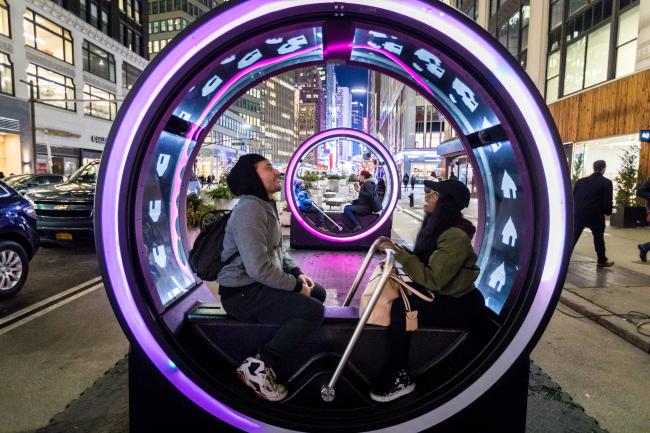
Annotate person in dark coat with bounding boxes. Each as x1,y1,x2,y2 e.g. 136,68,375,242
343,170,379,231
573,160,614,268
410,174,416,190
402,173,409,191
636,178,650,261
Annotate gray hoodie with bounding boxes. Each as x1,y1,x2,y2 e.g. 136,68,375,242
217,195,301,291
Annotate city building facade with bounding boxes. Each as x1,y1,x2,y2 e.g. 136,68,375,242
0,0,148,175
438,0,649,191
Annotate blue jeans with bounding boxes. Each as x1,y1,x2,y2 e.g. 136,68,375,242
640,242,650,252
343,204,371,228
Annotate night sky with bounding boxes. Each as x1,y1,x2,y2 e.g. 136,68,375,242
334,65,369,105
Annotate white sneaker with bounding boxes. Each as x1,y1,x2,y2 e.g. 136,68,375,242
236,356,288,401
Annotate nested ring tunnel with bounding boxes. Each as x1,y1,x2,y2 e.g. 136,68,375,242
286,128,399,241
95,0,572,431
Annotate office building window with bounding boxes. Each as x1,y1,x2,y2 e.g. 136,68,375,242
455,0,478,21
0,0,10,38
100,10,108,33
563,36,586,94
545,51,561,103
90,2,98,27
122,62,141,90
83,40,116,82
119,0,126,12
550,0,564,29
584,24,610,87
0,52,13,95
569,0,589,16
615,5,638,78
27,63,76,111
23,10,74,64
83,84,116,120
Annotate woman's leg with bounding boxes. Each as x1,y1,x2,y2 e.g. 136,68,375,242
385,295,412,372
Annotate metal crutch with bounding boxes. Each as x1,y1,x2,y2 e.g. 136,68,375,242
321,242,395,402
314,205,344,232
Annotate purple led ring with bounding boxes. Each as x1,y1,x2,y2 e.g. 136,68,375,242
99,0,568,431
285,128,399,242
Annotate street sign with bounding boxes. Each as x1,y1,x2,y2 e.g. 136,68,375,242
640,130,650,142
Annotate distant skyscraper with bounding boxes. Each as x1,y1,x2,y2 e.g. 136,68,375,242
262,74,299,165
295,67,324,164
336,87,352,161
351,101,364,156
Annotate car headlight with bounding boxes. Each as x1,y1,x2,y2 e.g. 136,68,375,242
23,205,36,218
22,194,36,212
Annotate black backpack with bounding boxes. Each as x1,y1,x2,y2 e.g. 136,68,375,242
188,211,239,281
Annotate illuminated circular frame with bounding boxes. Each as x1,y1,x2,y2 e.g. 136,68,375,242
285,128,399,242
96,1,571,431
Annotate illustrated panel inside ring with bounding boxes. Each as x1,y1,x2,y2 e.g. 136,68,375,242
140,22,532,315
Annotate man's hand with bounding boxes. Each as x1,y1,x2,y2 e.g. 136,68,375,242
299,284,312,297
298,274,315,289
354,184,360,192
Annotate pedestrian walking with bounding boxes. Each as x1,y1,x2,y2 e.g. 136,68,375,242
402,173,409,191
573,160,614,268
217,154,326,401
410,174,416,191
636,178,650,261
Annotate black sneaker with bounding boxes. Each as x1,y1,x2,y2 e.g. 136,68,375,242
369,369,415,403
639,245,647,262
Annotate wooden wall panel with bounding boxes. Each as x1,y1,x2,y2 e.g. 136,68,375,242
548,69,650,143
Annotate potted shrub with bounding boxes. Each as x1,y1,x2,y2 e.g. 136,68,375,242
186,195,214,246
327,174,341,192
610,145,646,228
206,184,238,210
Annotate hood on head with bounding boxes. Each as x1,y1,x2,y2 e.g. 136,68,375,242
293,179,304,190
227,154,270,201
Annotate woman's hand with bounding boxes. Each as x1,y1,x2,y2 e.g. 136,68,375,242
376,236,399,252
298,274,315,289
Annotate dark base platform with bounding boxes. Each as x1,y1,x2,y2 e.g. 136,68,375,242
290,212,392,250
129,303,527,432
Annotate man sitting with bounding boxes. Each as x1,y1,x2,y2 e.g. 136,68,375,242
294,179,327,230
217,154,326,401
343,170,381,231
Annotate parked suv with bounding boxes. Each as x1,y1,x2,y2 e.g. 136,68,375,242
24,161,98,242
4,174,64,195
0,180,39,298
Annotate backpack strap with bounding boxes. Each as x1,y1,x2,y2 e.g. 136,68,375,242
222,251,240,267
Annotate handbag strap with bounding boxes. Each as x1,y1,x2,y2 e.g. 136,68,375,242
390,274,434,302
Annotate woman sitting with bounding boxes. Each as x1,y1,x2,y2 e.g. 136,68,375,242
343,170,380,231
370,179,485,403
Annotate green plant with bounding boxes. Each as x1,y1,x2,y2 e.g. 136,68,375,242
327,174,340,180
300,171,321,182
186,195,215,228
206,184,235,201
348,173,359,183
571,154,584,186
614,145,640,206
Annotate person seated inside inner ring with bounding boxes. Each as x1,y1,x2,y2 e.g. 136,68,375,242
293,179,329,231
343,170,381,232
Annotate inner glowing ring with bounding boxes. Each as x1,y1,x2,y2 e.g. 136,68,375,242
285,128,399,242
